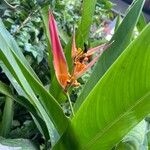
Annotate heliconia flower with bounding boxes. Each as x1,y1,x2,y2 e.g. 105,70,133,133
71,39,109,79
48,11,70,89
48,11,110,92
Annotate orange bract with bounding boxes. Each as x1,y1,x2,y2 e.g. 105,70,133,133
48,11,70,89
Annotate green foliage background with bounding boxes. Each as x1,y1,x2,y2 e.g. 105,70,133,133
0,0,149,150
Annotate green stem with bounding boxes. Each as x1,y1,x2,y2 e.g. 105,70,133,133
0,96,14,137
66,92,75,116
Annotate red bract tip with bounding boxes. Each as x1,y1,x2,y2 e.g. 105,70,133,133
48,11,69,89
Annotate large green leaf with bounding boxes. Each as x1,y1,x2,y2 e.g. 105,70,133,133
0,47,57,142
11,49,68,131
74,0,145,111
71,24,150,149
0,20,69,143
0,44,65,141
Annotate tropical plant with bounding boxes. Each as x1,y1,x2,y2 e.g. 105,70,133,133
0,0,150,149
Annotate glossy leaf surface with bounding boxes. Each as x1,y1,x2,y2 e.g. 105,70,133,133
72,24,150,149
74,0,145,111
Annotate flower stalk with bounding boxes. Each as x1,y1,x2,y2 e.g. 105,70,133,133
66,92,75,116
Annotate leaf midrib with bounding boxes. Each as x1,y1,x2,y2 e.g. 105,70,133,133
82,91,150,149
